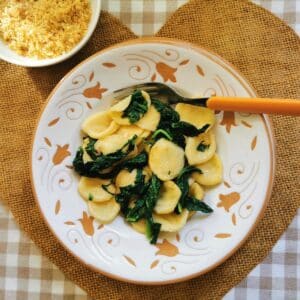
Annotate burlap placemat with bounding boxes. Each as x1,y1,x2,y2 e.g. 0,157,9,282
0,0,299,299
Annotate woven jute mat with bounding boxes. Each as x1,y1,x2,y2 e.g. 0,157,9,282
0,0,299,298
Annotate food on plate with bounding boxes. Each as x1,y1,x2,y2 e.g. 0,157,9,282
192,154,223,186
149,138,185,181
0,0,91,58
185,131,216,165
73,90,223,244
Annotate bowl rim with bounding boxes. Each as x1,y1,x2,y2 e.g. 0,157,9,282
29,37,276,285
0,0,101,67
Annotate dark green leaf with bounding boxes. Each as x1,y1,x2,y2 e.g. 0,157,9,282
101,183,116,196
152,99,185,148
72,135,137,178
122,151,148,171
152,129,173,141
152,98,180,124
175,166,202,213
144,175,161,212
146,218,161,244
96,151,148,179
85,137,98,160
126,175,161,222
171,122,210,137
122,90,148,123
115,168,146,215
73,146,84,173
126,197,146,222
184,196,213,213
197,141,210,152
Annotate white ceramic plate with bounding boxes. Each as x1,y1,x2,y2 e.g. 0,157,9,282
31,38,275,284
0,0,101,67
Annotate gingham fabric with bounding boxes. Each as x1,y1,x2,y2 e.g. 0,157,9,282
0,1,299,299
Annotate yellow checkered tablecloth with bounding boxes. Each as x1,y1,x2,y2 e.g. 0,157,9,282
0,1,299,299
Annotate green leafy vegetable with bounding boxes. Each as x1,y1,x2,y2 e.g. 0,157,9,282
115,168,146,215
197,141,210,152
171,122,210,137
101,182,115,196
175,166,213,214
88,193,94,201
152,99,186,148
126,175,162,244
152,98,180,124
144,175,161,212
146,218,161,244
152,99,209,148
122,90,148,123
85,137,98,160
175,166,202,213
73,135,137,178
152,129,173,141
92,151,148,180
126,175,161,222
183,196,213,213
122,151,148,171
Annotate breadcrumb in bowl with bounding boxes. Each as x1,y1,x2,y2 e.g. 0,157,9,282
0,0,101,67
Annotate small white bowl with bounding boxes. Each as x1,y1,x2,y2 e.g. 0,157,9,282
0,0,101,67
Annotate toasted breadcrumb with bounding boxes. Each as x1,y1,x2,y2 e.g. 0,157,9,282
0,0,91,59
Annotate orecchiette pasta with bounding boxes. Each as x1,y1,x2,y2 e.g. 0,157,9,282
154,181,181,214
81,111,119,139
153,209,189,232
88,199,120,223
149,138,185,181
136,105,161,131
175,103,215,130
94,133,130,155
73,89,222,244
185,131,216,165
115,169,138,188
192,154,223,186
78,177,115,202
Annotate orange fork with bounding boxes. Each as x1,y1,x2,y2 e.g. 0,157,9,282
207,96,300,116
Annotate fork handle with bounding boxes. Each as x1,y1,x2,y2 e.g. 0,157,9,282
207,96,300,116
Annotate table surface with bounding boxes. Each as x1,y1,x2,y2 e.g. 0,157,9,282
0,1,299,299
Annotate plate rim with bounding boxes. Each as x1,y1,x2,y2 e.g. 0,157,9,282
30,37,276,285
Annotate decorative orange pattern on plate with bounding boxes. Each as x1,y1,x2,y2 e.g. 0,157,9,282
102,62,116,68
150,259,160,269
89,72,94,82
179,59,189,66
54,200,61,215
241,120,252,128
156,62,177,82
52,144,71,165
251,136,257,150
124,255,136,267
155,239,179,257
48,117,60,127
220,111,237,133
44,137,52,147
196,64,205,76
64,221,75,225
215,233,232,238
86,102,92,109
224,181,231,188
217,192,240,212
83,82,108,99
78,212,94,236
232,213,237,226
